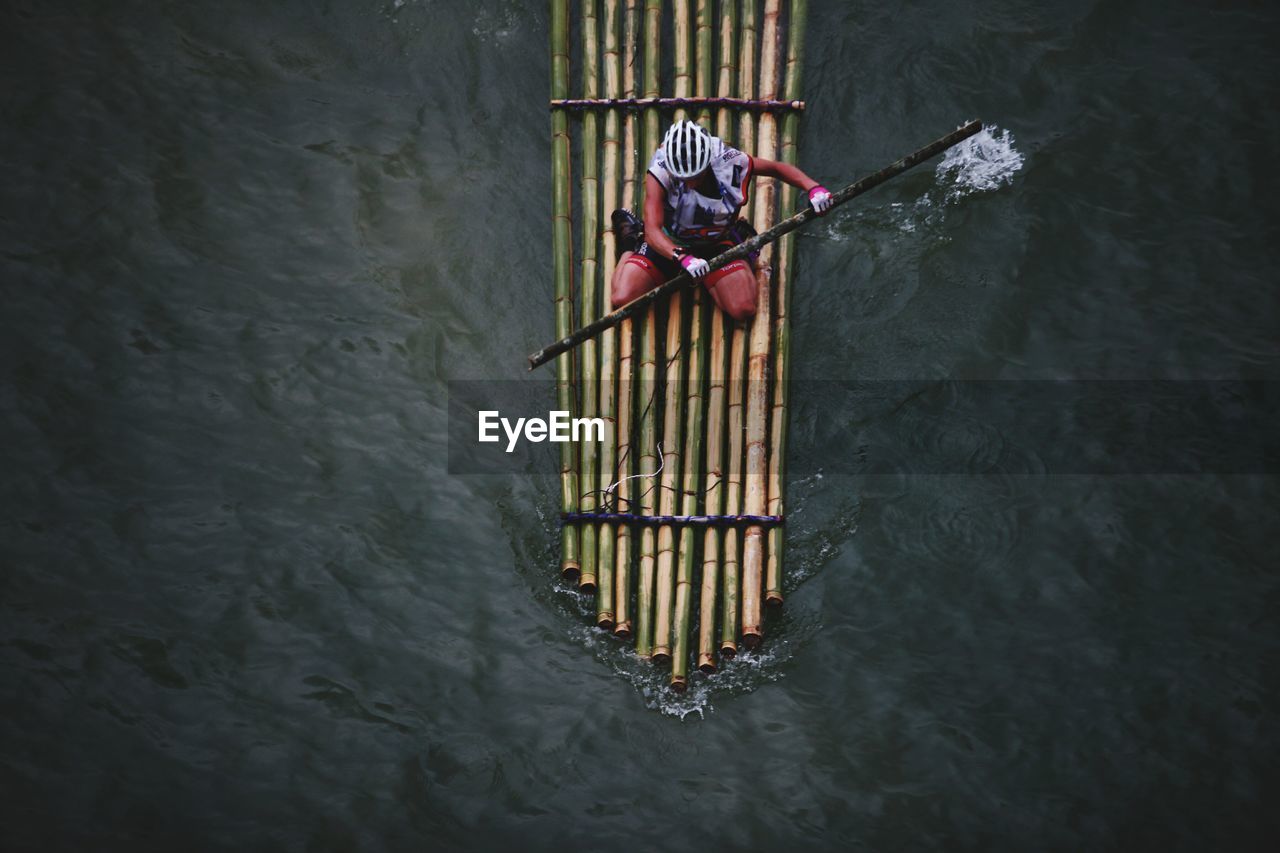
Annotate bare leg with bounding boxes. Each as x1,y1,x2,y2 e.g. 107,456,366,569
704,260,758,321
611,250,665,308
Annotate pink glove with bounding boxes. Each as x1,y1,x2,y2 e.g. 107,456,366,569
808,185,833,215
679,253,710,279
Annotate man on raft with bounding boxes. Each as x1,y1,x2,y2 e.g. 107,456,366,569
611,118,833,321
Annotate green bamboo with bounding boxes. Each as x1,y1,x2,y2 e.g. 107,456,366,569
699,0,737,673
595,0,621,628
719,0,759,657
652,312,684,664
551,0,579,580
635,306,658,657
634,0,662,659
613,0,641,640
741,0,783,649
652,0,696,668
694,0,714,126
641,0,662,188
670,0,712,691
578,0,601,595
766,0,806,607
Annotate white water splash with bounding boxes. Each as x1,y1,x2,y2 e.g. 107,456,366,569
935,123,1024,202
816,123,1023,240
558,584,790,720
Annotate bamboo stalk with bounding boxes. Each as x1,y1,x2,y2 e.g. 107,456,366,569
671,0,714,691
595,0,623,629
699,0,737,673
634,0,662,659
741,0,784,649
670,292,704,688
653,0,695,667
550,0,579,581
577,0,601,596
694,1,714,126
613,0,641,640
721,0,758,657
636,313,658,658
766,0,806,608
641,0,662,179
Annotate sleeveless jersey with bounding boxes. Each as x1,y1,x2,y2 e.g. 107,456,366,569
647,138,753,244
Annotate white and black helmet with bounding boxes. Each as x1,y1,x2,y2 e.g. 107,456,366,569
662,120,714,179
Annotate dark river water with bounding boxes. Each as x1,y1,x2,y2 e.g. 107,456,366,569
3,1,1278,850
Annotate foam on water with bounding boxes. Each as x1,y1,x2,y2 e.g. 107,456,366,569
556,580,791,720
814,124,1023,241
935,123,1024,201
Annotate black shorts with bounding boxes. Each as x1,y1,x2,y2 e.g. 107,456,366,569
634,219,759,279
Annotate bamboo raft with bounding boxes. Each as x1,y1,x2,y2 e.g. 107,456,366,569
545,0,979,690
548,0,806,691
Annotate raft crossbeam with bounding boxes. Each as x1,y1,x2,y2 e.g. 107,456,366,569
551,96,804,111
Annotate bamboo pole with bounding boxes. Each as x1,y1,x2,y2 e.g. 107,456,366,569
613,0,641,640
670,0,714,691
641,0,662,176
694,0,714,126
577,0,601,596
652,0,694,667
766,0,806,608
721,0,758,658
595,0,623,629
699,0,737,673
634,0,662,659
741,0,784,649
550,0,579,581
671,293,704,689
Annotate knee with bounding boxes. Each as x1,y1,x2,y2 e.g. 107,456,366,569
612,253,660,307
727,300,757,322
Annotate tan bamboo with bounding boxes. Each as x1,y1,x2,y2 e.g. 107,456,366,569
612,0,641,640
719,0,758,658
641,0,662,175
595,0,622,628
741,0,783,648
766,0,806,607
551,0,579,581
698,0,736,673
634,0,662,659
652,0,695,667
694,1,715,126
577,0,601,596
670,0,714,691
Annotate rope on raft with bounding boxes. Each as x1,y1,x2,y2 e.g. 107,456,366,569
562,512,785,527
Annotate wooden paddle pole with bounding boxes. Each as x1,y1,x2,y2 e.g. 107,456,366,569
527,119,984,370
